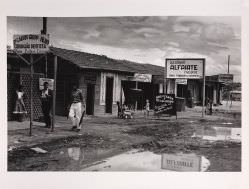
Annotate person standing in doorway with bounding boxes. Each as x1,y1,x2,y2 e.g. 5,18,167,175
41,82,53,128
13,84,27,122
68,84,84,132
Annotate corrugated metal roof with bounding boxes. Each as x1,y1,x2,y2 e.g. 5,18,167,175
50,47,164,75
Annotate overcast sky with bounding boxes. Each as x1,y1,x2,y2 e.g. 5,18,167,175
7,16,241,81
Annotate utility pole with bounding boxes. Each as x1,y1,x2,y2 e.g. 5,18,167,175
202,59,206,118
29,54,34,136
227,55,232,107
228,55,230,74
41,17,47,34
41,17,48,77
52,55,57,132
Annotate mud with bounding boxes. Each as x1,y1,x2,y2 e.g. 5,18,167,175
127,119,241,171
8,134,118,171
8,117,241,171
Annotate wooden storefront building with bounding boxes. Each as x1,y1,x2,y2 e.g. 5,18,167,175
7,47,164,120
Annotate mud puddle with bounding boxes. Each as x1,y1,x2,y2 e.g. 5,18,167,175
192,126,241,142
8,118,241,171
126,121,241,171
8,134,123,171
82,149,210,172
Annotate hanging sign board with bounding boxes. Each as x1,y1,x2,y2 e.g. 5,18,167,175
161,153,201,171
129,73,152,82
39,78,54,90
176,79,187,85
154,94,176,115
166,59,204,79
13,34,49,54
218,74,233,83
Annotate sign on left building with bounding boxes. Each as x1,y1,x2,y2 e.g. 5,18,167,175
13,34,49,54
39,78,54,90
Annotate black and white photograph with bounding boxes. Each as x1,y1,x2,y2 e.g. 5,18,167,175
6,16,242,172
1,0,249,188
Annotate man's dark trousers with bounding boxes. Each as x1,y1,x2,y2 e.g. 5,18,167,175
42,101,51,127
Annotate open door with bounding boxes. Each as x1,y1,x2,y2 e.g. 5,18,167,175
105,77,113,113
86,84,95,115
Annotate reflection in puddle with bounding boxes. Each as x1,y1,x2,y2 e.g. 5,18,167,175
192,127,241,142
221,122,233,125
68,147,83,161
82,149,210,172
162,153,210,172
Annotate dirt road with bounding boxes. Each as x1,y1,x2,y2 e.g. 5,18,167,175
8,113,241,171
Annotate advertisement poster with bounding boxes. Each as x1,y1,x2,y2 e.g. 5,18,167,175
154,94,176,115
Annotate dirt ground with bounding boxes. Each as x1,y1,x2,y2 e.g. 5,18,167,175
8,111,241,172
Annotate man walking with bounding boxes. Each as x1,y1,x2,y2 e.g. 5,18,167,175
41,82,53,128
68,84,85,132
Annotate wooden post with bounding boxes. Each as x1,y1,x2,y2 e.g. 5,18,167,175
120,81,123,105
51,55,57,132
135,81,138,111
41,17,48,78
164,59,167,94
228,55,230,74
45,54,48,78
29,54,34,136
42,17,47,34
202,59,206,118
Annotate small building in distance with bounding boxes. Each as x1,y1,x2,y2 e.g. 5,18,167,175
165,74,234,107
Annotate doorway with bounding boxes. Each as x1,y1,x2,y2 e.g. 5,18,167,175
177,84,188,98
105,77,113,113
86,84,95,115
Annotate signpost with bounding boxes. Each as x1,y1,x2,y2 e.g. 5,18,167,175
165,59,204,79
13,34,49,54
165,58,205,117
13,34,50,136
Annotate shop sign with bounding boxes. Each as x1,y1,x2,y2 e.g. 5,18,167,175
166,59,204,79
39,78,54,90
176,79,187,85
154,94,176,115
218,74,233,83
13,34,49,54
161,153,201,171
131,73,152,82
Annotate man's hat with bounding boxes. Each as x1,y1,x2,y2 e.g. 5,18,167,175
43,81,49,85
